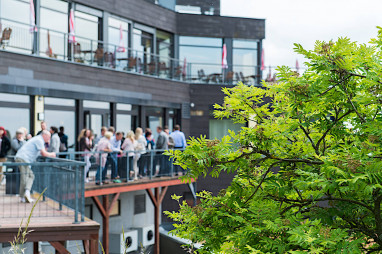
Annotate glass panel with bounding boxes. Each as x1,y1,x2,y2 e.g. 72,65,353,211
209,120,244,140
233,48,257,66
91,114,102,139
108,17,128,68
147,116,162,141
233,40,258,49
45,110,75,147
40,0,68,13
116,114,132,132
0,93,29,103
179,36,221,47
0,0,29,24
0,107,29,140
83,100,109,109
116,103,132,111
40,8,68,32
45,97,75,107
133,28,153,74
75,11,99,41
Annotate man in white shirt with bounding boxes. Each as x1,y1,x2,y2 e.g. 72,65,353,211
15,130,56,203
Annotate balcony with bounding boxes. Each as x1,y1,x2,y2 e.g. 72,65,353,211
0,17,260,86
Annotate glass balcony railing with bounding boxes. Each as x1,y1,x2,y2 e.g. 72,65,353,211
0,17,261,85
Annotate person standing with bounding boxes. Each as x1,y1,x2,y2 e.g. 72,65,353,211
36,121,47,136
155,126,168,176
105,131,122,183
10,128,26,155
0,126,11,184
58,126,68,158
94,126,107,146
170,124,187,175
48,126,60,155
15,130,56,203
135,127,147,178
95,131,113,185
78,129,93,182
121,131,136,180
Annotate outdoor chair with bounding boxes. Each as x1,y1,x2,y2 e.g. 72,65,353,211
0,27,12,49
94,47,104,66
225,71,234,83
126,57,137,71
73,42,83,63
104,52,115,68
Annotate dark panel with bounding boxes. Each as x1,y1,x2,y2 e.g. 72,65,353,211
177,13,265,40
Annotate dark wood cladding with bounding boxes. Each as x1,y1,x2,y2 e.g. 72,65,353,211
74,0,177,33
189,83,234,138
0,51,190,107
177,13,265,39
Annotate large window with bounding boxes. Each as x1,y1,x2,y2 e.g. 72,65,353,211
108,16,129,69
0,0,33,53
116,103,138,133
209,120,244,140
233,39,258,77
39,0,68,59
0,93,30,139
133,27,153,74
156,30,173,77
44,97,76,146
179,36,222,80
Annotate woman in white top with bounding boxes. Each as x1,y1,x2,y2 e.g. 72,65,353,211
135,127,147,178
121,131,137,179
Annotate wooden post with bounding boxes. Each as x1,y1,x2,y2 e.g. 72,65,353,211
155,188,160,254
33,242,39,254
146,186,168,254
103,195,109,254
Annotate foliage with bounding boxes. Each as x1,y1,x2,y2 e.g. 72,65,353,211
165,30,382,253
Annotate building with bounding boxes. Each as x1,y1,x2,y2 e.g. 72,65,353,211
0,0,265,253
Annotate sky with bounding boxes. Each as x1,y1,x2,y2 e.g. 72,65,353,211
221,0,382,70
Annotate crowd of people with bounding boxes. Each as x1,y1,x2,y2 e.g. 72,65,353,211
0,121,187,203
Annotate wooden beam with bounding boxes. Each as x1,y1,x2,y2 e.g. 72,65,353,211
92,196,107,218
49,241,69,254
90,239,97,254
103,195,110,254
146,188,157,207
83,240,89,254
154,188,160,254
158,186,168,205
33,242,39,254
107,193,120,216
85,178,195,197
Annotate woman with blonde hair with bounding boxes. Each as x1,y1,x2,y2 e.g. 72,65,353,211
95,131,113,185
135,127,147,178
121,131,137,180
78,128,93,182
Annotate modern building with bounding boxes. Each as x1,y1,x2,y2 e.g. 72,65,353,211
0,0,265,253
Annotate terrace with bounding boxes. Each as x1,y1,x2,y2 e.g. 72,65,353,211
0,17,260,86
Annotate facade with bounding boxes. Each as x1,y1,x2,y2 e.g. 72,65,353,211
0,0,265,253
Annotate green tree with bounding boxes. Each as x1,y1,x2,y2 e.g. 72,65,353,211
165,30,382,253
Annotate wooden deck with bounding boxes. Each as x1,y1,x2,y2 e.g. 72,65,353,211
0,185,99,252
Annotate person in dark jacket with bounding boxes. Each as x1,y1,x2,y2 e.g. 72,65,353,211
0,126,11,183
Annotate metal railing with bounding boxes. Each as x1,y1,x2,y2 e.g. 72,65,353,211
58,148,185,184
0,156,85,223
0,17,261,85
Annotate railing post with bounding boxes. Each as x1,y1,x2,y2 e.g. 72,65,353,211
64,33,67,61
150,150,154,180
81,163,85,222
126,152,130,182
99,152,103,184
74,165,79,224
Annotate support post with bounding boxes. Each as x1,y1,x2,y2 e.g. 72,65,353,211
103,195,109,254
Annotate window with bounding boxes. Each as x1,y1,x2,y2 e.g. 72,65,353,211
1,107,30,139
108,16,129,69
233,39,258,78
209,119,244,140
179,36,222,79
133,28,153,74
39,0,68,59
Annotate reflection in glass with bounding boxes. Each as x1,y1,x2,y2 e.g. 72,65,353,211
83,100,109,109
45,110,75,146
45,97,75,107
0,93,29,103
116,114,132,133
0,107,29,139
91,114,102,139
133,28,153,74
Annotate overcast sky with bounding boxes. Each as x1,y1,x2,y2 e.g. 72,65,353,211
221,0,382,69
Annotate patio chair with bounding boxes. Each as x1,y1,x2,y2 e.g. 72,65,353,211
225,71,234,83
126,57,137,71
94,47,104,66
73,42,83,62
0,27,12,49
104,52,115,68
